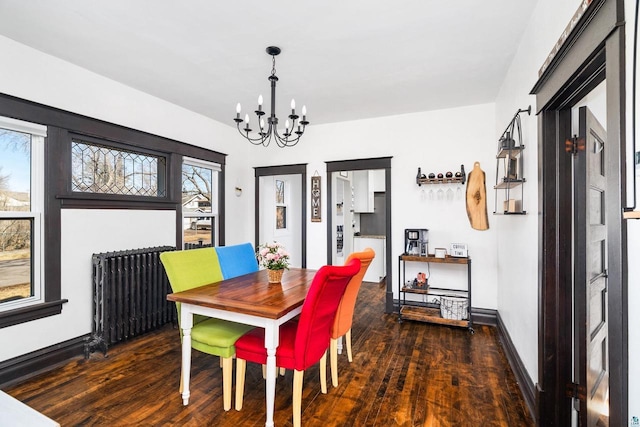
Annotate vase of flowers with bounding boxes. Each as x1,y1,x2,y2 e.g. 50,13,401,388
256,241,290,283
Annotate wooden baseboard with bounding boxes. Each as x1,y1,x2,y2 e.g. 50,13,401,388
0,334,89,389
496,312,536,422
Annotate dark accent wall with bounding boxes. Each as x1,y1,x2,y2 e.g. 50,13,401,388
359,192,386,235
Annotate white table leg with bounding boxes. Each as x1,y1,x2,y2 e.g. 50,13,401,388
337,335,343,355
180,305,194,406
263,322,279,427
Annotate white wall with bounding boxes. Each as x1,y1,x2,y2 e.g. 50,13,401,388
247,103,499,309
493,0,582,387
0,210,175,361
0,35,254,361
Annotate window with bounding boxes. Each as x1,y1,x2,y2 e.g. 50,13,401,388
182,158,220,248
71,137,167,197
0,116,46,311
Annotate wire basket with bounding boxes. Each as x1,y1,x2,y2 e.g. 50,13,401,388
440,296,469,320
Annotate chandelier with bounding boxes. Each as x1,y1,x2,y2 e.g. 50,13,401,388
233,46,309,148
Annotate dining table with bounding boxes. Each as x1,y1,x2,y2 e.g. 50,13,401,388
166,267,317,427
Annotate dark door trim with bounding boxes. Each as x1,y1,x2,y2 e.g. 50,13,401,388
531,0,627,425
254,163,308,268
325,157,393,313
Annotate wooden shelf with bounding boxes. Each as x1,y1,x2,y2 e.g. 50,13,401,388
399,306,469,328
416,165,466,186
400,254,469,265
496,146,524,158
494,210,527,215
416,176,465,185
401,286,430,295
494,178,525,189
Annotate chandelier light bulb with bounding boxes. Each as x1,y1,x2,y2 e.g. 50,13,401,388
244,114,250,129
260,118,265,129
291,99,295,109
302,105,307,116
236,103,241,113
258,95,263,106
285,119,290,132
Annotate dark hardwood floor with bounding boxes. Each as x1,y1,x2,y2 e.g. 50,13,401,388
5,282,533,426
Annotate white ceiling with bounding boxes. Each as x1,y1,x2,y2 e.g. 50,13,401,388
0,0,538,127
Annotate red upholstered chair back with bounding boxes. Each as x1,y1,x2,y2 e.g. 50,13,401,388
293,258,361,371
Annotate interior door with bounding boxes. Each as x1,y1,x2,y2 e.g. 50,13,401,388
574,106,609,426
254,164,307,268
258,174,303,268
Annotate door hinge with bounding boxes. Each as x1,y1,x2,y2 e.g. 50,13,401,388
566,382,586,401
565,135,585,155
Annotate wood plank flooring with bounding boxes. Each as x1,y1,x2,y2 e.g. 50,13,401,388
5,282,533,426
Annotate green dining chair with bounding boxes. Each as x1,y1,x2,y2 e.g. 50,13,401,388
160,247,254,411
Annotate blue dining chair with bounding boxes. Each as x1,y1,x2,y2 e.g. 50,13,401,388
215,242,259,279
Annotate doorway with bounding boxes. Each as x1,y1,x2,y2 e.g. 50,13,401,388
254,164,307,268
326,157,393,313
531,1,627,424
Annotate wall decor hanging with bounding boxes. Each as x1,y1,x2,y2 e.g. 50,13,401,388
311,173,321,222
466,161,489,230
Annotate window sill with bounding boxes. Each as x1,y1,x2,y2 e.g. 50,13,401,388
0,299,68,329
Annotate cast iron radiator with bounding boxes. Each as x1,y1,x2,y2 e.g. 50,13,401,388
85,246,177,357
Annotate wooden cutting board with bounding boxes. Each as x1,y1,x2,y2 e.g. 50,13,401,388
465,162,489,230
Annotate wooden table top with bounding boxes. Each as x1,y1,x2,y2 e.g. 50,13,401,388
167,268,317,319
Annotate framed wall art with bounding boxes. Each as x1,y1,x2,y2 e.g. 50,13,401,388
276,206,287,229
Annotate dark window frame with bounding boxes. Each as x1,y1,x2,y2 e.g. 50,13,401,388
0,93,226,328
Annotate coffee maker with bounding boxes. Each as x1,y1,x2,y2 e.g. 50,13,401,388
405,229,429,256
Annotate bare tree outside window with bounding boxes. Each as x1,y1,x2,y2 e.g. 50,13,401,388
0,128,33,303
182,163,215,247
71,140,166,197
182,164,213,209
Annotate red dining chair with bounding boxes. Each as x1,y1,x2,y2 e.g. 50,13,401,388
328,247,375,387
234,259,361,427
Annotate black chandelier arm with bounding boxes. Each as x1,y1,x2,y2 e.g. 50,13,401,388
236,122,269,145
272,125,302,147
275,133,302,148
236,120,303,148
